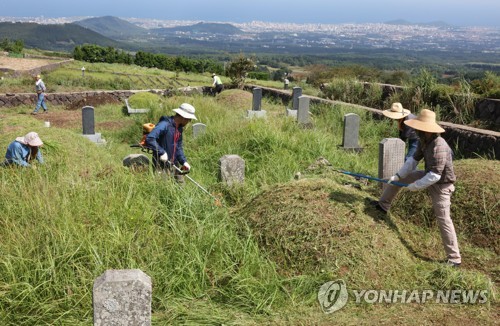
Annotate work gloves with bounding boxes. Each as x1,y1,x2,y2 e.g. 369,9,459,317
387,174,400,184
181,162,191,172
159,153,169,162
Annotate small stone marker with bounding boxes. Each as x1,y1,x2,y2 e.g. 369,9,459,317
247,87,267,118
292,87,302,110
219,155,245,186
378,138,405,190
341,113,362,152
93,269,152,326
297,96,311,126
286,87,302,118
82,106,106,144
192,123,207,138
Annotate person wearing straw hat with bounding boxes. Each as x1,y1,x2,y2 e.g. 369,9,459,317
382,102,418,161
146,103,197,180
1,132,44,167
31,74,48,115
372,109,461,267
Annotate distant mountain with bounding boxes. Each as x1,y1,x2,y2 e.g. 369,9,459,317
74,16,149,40
153,22,244,35
0,22,122,51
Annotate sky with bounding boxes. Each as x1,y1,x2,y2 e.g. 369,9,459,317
2,0,499,27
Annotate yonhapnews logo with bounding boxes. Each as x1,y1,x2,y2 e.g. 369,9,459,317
318,279,489,314
317,279,348,314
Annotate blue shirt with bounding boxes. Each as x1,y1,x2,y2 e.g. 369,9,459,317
4,140,44,167
145,116,186,165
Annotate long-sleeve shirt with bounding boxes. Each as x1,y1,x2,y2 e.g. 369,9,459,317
35,79,46,93
212,75,222,86
145,116,186,165
4,140,44,167
413,136,456,184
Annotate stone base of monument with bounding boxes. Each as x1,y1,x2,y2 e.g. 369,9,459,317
286,108,297,118
247,110,267,118
83,133,106,145
338,145,363,153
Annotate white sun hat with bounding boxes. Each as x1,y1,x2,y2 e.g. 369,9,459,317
16,131,43,146
173,103,197,120
382,102,411,119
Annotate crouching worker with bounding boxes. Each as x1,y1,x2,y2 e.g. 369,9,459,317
372,109,461,267
1,132,44,167
146,103,197,182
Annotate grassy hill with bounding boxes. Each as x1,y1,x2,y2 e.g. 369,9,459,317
73,16,149,40
0,22,123,51
0,65,497,324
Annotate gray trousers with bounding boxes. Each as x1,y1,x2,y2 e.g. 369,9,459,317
379,171,461,264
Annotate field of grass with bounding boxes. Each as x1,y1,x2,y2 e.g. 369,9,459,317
0,64,498,324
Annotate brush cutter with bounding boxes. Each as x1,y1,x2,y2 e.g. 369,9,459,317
333,168,408,187
130,143,224,206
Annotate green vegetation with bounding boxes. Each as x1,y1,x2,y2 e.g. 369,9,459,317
0,85,497,324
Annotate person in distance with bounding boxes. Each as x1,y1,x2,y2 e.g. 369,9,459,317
31,74,48,115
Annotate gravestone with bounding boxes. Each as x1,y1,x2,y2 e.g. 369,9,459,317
192,123,207,138
247,87,267,118
82,106,106,144
297,96,311,126
82,106,95,135
218,155,245,186
286,87,302,118
341,113,362,152
93,269,152,326
378,138,405,191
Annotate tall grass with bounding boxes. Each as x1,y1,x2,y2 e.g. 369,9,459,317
0,94,496,324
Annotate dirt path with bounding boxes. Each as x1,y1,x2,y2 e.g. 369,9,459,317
0,56,59,71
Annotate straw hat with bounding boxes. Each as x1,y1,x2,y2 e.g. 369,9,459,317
15,132,43,146
382,102,410,119
404,109,445,133
173,103,197,120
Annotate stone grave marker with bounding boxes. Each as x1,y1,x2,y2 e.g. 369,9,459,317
192,123,207,138
93,269,152,326
378,138,405,191
247,87,267,118
218,155,245,186
297,96,311,127
341,113,362,152
82,106,106,144
286,86,302,118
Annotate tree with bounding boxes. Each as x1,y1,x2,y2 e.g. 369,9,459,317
226,54,255,88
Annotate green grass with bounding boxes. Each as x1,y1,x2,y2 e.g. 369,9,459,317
0,87,497,324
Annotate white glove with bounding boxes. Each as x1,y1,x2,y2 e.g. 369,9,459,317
387,174,400,184
159,153,169,162
182,162,191,171
407,183,419,191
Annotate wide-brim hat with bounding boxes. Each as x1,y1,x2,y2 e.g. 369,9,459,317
404,109,445,133
173,103,197,120
16,131,43,146
211,73,216,77
382,102,410,119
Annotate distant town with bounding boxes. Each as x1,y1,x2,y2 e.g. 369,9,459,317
1,16,499,53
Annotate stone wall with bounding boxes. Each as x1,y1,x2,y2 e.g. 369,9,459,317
0,90,167,108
